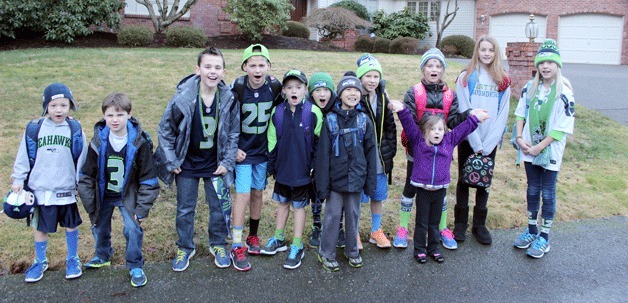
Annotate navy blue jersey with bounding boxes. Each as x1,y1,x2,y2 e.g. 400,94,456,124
180,95,218,178
238,81,275,164
104,141,126,201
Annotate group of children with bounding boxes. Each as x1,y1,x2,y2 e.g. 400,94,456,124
8,37,574,286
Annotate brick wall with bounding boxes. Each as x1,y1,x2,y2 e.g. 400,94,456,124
328,30,359,51
122,0,236,36
506,42,541,97
475,0,628,64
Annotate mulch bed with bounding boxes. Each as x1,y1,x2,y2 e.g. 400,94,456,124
0,31,346,52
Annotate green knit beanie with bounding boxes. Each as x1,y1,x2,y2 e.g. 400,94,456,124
356,53,383,79
308,72,334,94
534,39,562,68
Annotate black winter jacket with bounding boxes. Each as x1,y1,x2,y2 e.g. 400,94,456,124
360,80,397,177
78,117,160,225
315,104,377,199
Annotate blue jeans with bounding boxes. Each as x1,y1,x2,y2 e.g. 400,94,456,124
524,162,558,221
91,203,144,269
176,175,228,253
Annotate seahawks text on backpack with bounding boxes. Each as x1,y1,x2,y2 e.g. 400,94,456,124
231,75,283,107
272,101,315,153
401,82,454,149
326,112,367,157
26,117,84,169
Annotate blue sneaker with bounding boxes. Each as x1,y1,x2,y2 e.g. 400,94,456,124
172,248,195,272
514,228,538,249
210,245,231,269
526,237,551,258
283,244,304,269
65,256,82,279
260,237,287,255
130,268,147,287
84,256,111,269
393,227,409,248
440,228,458,250
24,259,48,283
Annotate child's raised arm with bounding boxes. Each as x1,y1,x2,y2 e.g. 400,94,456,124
387,99,405,113
470,109,490,123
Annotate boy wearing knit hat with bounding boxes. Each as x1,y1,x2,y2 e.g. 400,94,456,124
355,53,397,249
513,38,575,259
262,69,323,269
305,71,337,248
316,75,377,271
10,82,87,283
393,48,473,251
229,44,283,271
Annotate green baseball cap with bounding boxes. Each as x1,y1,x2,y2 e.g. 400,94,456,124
241,44,271,71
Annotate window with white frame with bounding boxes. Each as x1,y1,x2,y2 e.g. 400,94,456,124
125,0,191,18
407,2,417,14
412,1,439,22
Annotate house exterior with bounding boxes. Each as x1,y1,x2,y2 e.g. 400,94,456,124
119,0,627,64
305,0,476,47
476,0,627,65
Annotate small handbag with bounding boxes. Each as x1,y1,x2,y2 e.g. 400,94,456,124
461,154,495,188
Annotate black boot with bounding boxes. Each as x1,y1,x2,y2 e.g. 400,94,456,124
472,207,492,245
453,205,469,242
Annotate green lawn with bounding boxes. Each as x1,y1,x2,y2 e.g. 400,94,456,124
0,48,626,274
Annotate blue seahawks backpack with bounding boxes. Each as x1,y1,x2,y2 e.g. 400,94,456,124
272,101,315,153
326,112,367,157
10,117,83,225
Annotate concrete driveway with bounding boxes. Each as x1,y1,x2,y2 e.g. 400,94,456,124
561,63,628,125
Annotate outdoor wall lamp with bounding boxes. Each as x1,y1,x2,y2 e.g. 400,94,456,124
525,14,538,42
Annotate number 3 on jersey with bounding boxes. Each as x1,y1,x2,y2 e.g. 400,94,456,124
241,101,272,134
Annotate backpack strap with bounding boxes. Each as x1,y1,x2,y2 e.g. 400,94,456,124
356,112,367,142
413,83,427,121
441,87,454,120
326,113,341,157
25,118,44,169
302,101,313,153
67,118,83,167
268,75,283,107
231,76,247,104
272,102,287,143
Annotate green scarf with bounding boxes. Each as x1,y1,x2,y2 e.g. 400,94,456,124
528,81,555,167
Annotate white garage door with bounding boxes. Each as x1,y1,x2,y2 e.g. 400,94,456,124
558,14,623,65
490,14,547,58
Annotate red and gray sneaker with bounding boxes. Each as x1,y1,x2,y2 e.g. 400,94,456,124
230,246,251,272
245,235,262,255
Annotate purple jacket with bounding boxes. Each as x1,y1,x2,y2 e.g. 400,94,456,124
397,107,479,187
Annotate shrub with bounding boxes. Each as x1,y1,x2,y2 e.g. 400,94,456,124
354,35,374,52
329,0,370,21
371,9,430,41
306,8,371,41
372,37,391,53
283,21,310,39
165,26,207,48
225,0,293,42
0,0,124,43
389,37,419,55
117,26,154,47
440,35,475,58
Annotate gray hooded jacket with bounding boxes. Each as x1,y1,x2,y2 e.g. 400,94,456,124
154,74,240,187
